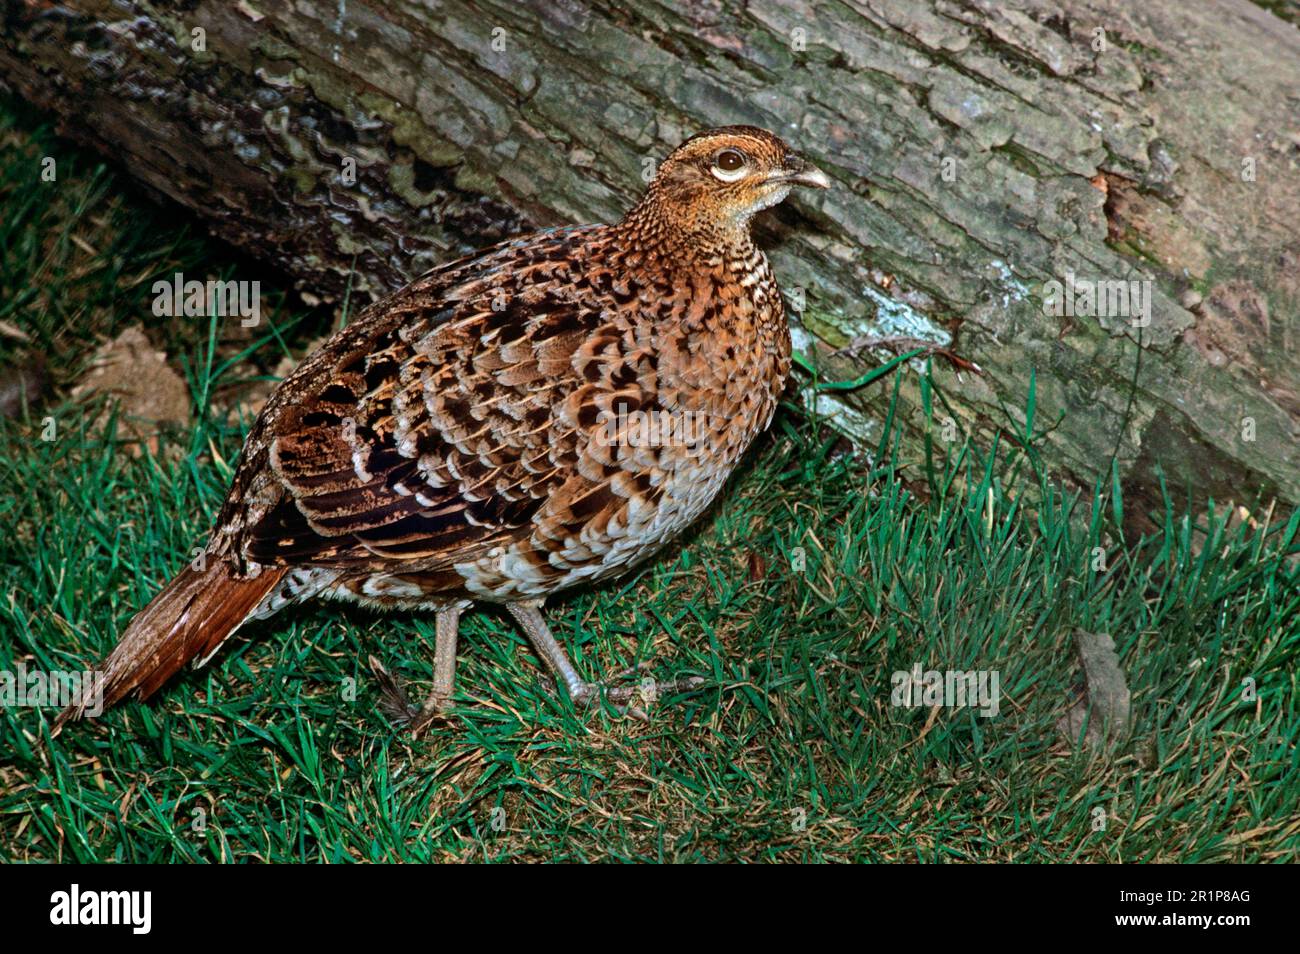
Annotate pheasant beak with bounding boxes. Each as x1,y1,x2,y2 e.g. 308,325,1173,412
775,154,830,189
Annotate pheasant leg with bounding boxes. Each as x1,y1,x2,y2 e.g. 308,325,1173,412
507,603,704,718
370,605,462,733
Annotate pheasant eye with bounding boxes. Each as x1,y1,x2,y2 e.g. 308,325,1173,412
711,149,748,181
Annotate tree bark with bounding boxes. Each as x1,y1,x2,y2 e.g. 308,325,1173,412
2,0,1296,509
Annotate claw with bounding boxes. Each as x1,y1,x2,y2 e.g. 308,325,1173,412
570,672,706,721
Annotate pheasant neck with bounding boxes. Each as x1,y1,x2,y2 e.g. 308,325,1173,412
617,191,758,269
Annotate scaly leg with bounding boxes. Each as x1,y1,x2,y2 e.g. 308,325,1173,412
370,605,462,734
507,602,704,719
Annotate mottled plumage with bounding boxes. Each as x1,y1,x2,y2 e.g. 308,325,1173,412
58,125,828,729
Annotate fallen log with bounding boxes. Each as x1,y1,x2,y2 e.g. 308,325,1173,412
2,0,1296,510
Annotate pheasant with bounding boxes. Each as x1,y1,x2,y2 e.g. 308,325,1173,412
57,125,829,731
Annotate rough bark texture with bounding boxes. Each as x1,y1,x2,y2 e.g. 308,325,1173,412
2,0,1297,510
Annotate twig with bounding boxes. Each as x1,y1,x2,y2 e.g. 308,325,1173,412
833,334,982,374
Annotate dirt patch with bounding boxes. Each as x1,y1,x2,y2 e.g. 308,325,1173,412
71,326,190,455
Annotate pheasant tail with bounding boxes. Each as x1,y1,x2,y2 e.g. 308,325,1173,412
54,562,288,728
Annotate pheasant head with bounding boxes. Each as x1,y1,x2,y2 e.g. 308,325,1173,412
621,125,829,253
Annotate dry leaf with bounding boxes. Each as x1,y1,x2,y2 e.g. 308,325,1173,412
1057,628,1132,752
72,326,190,455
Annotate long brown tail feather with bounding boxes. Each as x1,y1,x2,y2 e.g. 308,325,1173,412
54,561,288,729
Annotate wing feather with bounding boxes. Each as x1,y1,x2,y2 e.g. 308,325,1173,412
226,225,642,584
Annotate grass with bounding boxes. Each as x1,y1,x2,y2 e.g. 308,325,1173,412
1,96,1297,863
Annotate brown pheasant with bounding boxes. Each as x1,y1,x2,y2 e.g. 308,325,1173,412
57,125,829,730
